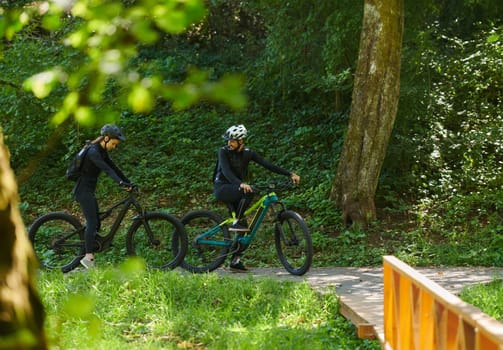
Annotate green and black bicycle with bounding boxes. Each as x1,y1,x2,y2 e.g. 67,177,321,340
28,185,187,273
180,181,313,276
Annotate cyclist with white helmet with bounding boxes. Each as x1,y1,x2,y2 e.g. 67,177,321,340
213,124,300,272
73,124,133,269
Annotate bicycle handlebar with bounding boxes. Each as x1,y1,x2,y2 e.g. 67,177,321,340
251,179,297,193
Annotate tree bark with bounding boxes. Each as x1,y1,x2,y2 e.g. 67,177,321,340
0,131,47,349
331,0,404,227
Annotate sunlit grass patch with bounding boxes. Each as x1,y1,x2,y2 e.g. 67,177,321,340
460,278,503,322
37,260,380,349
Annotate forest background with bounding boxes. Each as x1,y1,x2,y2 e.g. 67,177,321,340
1,0,503,269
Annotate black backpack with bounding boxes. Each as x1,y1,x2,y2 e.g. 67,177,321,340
66,142,91,181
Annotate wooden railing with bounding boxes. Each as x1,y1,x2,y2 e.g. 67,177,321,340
383,256,503,350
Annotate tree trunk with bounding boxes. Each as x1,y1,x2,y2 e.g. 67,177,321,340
0,131,47,349
331,0,404,227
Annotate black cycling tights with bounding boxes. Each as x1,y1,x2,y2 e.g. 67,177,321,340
75,191,100,254
214,183,254,220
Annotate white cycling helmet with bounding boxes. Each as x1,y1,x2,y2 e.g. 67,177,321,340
222,124,247,140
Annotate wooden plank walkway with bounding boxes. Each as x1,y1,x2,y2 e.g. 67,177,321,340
215,266,503,344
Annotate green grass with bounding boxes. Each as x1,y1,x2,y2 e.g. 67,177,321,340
37,259,380,350
460,279,503,322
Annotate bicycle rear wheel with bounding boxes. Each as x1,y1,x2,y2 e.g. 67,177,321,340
181,210,230,273
28,212,84,273
126,211,187,270
275,210,312,276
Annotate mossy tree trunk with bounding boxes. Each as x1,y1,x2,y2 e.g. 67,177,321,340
0,131,47,349
331,0,404,227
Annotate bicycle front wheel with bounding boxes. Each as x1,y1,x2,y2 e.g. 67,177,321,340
181,210,230,273
28,212,84,273
275,210,312,276
126,211,187,270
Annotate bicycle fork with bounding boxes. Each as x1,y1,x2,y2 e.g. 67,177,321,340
270,202,299,246
133,211,160,246
274,206,301,247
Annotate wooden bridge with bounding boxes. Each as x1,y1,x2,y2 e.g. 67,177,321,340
336,257,503,349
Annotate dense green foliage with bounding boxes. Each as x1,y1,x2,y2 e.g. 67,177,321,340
38,261,380,349
1,0,502,267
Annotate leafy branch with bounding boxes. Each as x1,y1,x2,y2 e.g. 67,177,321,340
2,0,247,127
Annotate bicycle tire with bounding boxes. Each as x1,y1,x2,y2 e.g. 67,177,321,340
275,210,313,276
126,211,187,270
181,210,230,273
28,212,84,273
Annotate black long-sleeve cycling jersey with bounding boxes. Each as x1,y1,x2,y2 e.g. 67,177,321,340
214,146,291,186
73,143,130,196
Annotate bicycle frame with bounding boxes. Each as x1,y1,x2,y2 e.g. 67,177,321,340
195,191,286,248
93,191,148,251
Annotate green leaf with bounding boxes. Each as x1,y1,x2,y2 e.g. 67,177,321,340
153,0,207,34
119,257,146,274
74,106,95,126
169,84,200,110
62,294,94,318
51,109,69,126
487,34,499,43
63,92,80,111
23,69,66,98
209,74,247,110
130,20,159,44
128,85,153,113
65,29,88,48
71,1,89,18
42,14,62,31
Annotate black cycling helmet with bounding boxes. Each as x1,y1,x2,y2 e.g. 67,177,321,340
100,124,126,141
222,124,247,141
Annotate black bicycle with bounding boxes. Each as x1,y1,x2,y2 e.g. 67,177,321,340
28,186,188,273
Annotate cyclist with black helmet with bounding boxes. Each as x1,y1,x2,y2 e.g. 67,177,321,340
214,124,300,272
74,124,132,269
